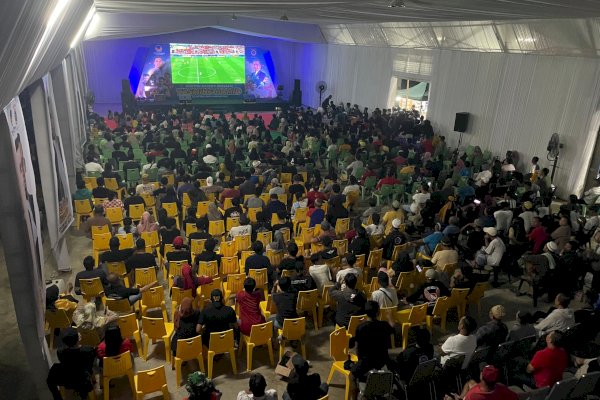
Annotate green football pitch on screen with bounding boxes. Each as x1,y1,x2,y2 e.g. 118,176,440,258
171,56,245,84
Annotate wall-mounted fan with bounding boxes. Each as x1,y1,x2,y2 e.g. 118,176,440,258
316,81,327,105
546,133,561,181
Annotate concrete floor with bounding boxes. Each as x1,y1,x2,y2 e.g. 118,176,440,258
1,207,567,400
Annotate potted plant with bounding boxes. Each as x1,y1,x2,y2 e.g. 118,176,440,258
184,372,222,400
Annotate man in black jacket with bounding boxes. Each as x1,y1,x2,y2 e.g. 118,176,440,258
329,273,367,328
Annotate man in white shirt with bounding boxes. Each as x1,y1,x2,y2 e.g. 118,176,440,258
135,174,155,195
342,175,361,196
84,155,104,174
440,316,478,368
308,253,333,293
493,202,513,234
583,206,599,235
474,167,492,187
534,293,575,336
268,178,285,196
228,215,252,239
518,201,537,233
583,184,600,205
476,227,506,269
202,145,218,165
335,254,362,285
370,272,398,308
346,158,364,179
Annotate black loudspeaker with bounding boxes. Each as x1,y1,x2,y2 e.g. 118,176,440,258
454,112,469,132
291,79,302,106
294,79,301,91
122,79,131,92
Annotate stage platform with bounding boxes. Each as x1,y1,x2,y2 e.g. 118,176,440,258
134,97,291,113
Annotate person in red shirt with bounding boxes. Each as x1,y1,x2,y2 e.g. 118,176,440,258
236,277,266,336
96,325,133,360
306,185,326,208
376,175,401,190
527,217,549,254
392,152,407,166
219,182,241,203
527,330,568,388
422,138,434,154
445,365,518,400
360,168,377,185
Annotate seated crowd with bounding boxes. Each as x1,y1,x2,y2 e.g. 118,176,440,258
48,102,600,399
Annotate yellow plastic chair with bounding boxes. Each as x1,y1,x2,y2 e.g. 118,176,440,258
107,261,129,287
126,204,145,225
134,365,169,400
219,240,237,257
185,223,198,238
223,273,245,304
141,287,169,322
222,197,234,211
247,207,262,223
190,239,207,259
93,197,108,206
106,298,134,314
441,262,458,276
105,178,125,199
74,199,93,230
318,284,334,328
467,282,488,318
141,317,174,362
325,256,341,271
173,335,205,386
387,244,408,269
280,227,291,244
92,232,112,265
106,207,125,227
449,288,470,319
355,254,366,269
168,260,187,288
326,327,357,400
266,249,283,267
395,271,416,295
103,351,135,400
199,261,219,278
140,230,159,253
140,193,157,216
196,201,210,218
208,220,225,237
333,239,348,257
239,321,274,372
239,250,254,274
271,212,284,226
297,289,319,330
45,309,71,348
426,296,451,334
226,217,240,232
256,231,272,249
259,295,277,320
278,317,307,360
78,327,101,347
235,234,252,252
401,304,428,349
280,172,292,183
295,226,315,249
162,202,180,229
182,193,193,220
134,267,157,288
83,176,98,191
293,207,309,233
116,313,143,355
347,314,367,338
171,287,193,316
248,268,269,299
207,329,237,379
196,278,222,310
367,248,383,271
80,277,106,304
221,257,240,277
116,233,134,250
335,218,350,236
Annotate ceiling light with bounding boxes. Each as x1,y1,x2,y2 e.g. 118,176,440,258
231,13,237,20
395,96,401,101
389,0,406,8
518,37,536,43
70,6,96,48
280,14,289,21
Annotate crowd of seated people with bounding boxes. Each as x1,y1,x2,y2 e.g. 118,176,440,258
49,102,600,399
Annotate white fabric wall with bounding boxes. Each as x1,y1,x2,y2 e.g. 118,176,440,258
428,49,600,198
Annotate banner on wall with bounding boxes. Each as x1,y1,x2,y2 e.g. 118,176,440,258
4,96,45,332
42,75,73,237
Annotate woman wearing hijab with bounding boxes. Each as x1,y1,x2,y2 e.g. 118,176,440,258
207,202,223,221
267,230,286,252
326,196,349,227
171,297,200,356
96,325,133,361
136,211,158,234
173,264,199,296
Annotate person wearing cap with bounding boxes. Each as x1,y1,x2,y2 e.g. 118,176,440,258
268,177,285,196
165,236,192,268
474,305,508,349
440,316,478,369
475,227,506,278
47,327,96,400
99,236,135,266
382,218,407,260
198,288,238,347
445,364,518,400
512,331,568,390
202,176,223,195
518,201,536,233
329,273,367,328
405,268,450,314
382,200,405,235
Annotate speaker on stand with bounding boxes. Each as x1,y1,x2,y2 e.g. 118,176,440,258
290,79,302,107
453,112,469,148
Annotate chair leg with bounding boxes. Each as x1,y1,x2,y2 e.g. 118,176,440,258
402,324,409,350
133,331,142,356
143,334,149,361
267,342,274,367
175,359,181,386
207,351,214,379
327,365,336,384
197,354,205,373
161,305,169,323
229,349,237,374
300,340,306,360
103,378,110,400
279,340,285,360
127,372,135,396
246,344,254,372
163,337,171,363
344,373,351,400
160,386,169,400
312,309,319,331
318,304,324,328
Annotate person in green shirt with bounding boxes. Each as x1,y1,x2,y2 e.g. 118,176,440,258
72,180,93,201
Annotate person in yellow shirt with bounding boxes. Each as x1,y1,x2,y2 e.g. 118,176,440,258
399,164,415,175
382,200,406,234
